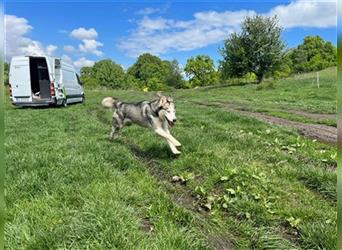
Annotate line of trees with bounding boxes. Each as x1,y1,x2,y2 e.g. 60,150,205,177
80,54,187,90
3,15,336,89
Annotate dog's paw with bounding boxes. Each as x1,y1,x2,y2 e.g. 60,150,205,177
174,141,181,147
172,149,181,155
109,134,118,141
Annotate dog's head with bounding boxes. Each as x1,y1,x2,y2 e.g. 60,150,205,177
157,94,177,127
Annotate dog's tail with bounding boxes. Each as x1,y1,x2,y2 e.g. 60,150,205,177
102,97,119,109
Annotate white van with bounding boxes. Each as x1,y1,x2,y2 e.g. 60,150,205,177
9,55,85,107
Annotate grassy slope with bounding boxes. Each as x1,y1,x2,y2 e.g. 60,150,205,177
173,67,336,126
5,68,336,249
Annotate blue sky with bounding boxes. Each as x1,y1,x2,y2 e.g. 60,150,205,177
5,0,337,70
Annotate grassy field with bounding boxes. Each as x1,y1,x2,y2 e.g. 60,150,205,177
174,67,336,126
5,68,336,249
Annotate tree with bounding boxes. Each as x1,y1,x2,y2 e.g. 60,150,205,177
164,60,186,88
219,33,249,80
269,50,293,79
184,55,218,87
4,62,9,85
127,53,169,90
80,59,130,89
220,15,285,83
127,53,186,90
288,36,336,73
80,66,97,87
92,59,126,88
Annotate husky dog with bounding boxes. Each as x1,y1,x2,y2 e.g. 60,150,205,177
102,94,181,154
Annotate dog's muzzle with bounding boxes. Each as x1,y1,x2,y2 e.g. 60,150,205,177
166,118,176,127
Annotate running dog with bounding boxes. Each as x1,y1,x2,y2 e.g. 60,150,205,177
102,94,181,154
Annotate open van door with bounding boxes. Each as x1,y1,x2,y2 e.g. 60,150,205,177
10,57,32,102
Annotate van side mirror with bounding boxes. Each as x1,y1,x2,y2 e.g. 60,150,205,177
80,81,84,86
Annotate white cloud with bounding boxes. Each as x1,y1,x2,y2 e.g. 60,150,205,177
78,39,103,56
70,27,98,40
135,4,170,16
46,45,58,56
268,0,336,28
73,57,95,68
136,7,161,16
118,0,336,58
61,54,73,64
5,15,58,60
63,45,76,53
69,27,103,56
118,10,255,57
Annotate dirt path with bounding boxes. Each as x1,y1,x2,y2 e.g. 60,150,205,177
287,109,336,121
194,102,336,145
213,101,336,122
238,110,336,144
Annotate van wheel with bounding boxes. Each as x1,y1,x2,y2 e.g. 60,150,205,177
81,94,85,104
62,99,67,107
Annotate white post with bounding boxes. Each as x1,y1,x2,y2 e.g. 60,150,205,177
317,72,320,88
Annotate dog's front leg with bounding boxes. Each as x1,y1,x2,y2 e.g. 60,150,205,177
167,140,181,154
154,128,181,154
166,131,181,147
154,128,180,146
161,122,182,147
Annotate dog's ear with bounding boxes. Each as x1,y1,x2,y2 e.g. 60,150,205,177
158,96,167,107
158,109,166,120
156,91,163,97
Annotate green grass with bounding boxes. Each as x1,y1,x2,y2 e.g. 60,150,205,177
174,67,336,118
5,68,336,249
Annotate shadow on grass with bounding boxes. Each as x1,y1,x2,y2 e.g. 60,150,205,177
129,143,178,161
115,137,178,161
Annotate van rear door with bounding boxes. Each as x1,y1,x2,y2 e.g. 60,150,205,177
10,57,32,102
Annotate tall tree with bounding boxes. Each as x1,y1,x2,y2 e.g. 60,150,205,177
184,55,218,87
220,15,285,83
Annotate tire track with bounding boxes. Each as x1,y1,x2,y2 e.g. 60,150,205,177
193,102,336,145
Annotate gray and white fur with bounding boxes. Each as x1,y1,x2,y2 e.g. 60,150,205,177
102,94,181,154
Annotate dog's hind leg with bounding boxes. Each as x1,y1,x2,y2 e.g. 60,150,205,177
110,113,123,140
